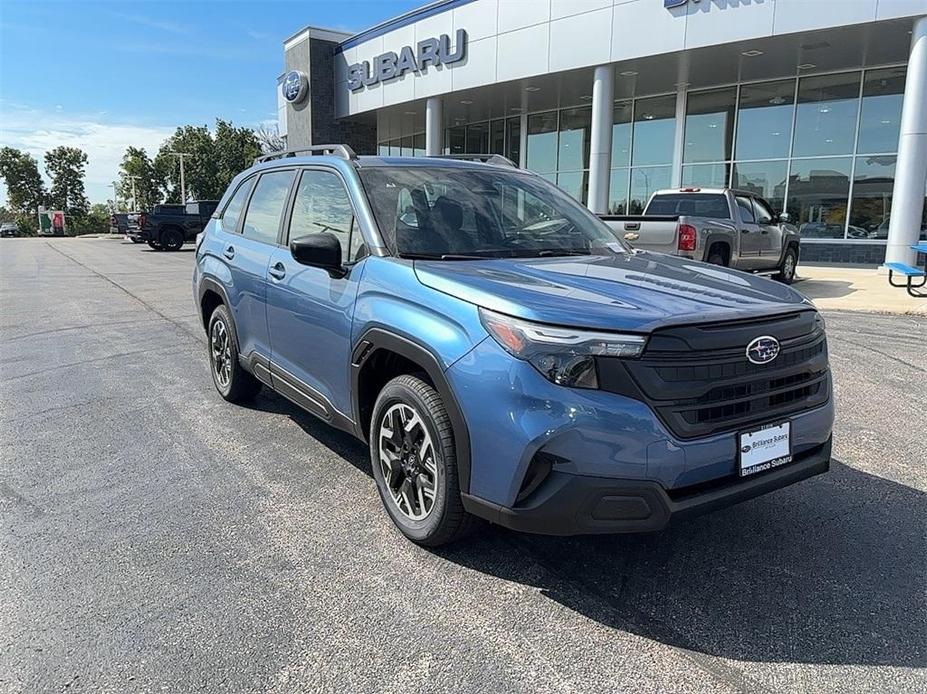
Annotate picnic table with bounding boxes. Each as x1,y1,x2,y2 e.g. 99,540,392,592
885,242,927,297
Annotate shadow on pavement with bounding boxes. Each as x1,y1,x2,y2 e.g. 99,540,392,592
794,279,856,299
254,389,926,669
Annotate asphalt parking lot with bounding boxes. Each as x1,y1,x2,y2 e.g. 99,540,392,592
1,237,924,693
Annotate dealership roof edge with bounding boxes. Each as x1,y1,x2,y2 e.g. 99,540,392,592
332,0,477,54
283,25,353,50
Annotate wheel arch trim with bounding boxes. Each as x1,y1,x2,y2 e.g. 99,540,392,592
702,235,732,264
197,276,232,331
351,327,472,494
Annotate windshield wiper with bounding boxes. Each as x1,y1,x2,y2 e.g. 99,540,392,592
397,252,488,261
534,248,592,257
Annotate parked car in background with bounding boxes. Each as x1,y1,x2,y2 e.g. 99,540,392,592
194,148,833,547
128,201,219,251
110,213,130,237
600,188,801,283
868,217,927,241
1,222,20,237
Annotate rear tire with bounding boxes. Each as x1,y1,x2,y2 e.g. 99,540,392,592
775,247,798,284
707,246,727,266
207,304,261,403
162,228,184,252
370,375,477,547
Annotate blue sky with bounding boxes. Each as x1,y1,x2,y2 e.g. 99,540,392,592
0,0,421,204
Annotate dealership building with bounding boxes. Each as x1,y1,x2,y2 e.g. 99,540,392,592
278,0,927,265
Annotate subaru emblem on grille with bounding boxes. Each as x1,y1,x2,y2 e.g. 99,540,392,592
746,336,780,365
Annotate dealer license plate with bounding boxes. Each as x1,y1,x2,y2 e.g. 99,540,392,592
738,422,792,477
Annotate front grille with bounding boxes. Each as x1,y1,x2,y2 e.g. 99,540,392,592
597,310,830,439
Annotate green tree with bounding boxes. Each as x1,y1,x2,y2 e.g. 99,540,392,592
0,147,46,235
155,120,260,202
70,202,111,236
155,125,217,201
45,146,90,218
118,146,161,211
0,147,46,215
214,119,261,191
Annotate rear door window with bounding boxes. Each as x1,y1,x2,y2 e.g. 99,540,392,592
241,170,295,244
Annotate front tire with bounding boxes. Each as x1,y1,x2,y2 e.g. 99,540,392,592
370,375,475,547
776,247,798,284
147,240,162,250
207,304,261,403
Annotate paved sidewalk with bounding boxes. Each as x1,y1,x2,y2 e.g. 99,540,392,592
796,264,927,316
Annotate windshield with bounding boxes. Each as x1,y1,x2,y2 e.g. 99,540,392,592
358,166,628,259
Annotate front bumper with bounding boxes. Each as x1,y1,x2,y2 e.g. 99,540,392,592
462,438,830,535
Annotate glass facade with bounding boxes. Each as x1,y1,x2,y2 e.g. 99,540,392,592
674,66,920,241
376,64,925,241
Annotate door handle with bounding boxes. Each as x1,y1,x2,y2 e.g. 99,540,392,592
223,246,235,260
268,262,286,280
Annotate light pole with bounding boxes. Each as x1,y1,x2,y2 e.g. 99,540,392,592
127,175,141,212
168,152,191,202
108,182,119,211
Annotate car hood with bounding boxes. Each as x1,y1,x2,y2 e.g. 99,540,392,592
413,251,811,332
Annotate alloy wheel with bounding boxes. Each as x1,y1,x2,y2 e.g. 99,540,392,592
377,403,438,520
211,319,232,389
783,253,796,280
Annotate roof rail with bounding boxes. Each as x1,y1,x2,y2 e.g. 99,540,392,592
254,144,357,165
429,153,518,168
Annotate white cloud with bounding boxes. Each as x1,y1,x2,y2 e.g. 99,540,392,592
0,104,174,205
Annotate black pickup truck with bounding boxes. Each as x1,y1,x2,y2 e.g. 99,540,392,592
128,201,219,251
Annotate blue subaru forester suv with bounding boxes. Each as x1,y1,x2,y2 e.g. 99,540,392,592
194,146,833,546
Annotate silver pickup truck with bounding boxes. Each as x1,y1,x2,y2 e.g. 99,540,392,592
599,188,801,283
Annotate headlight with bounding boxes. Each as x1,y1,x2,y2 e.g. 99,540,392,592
479,308,647,389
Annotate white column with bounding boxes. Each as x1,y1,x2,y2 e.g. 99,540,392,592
425,97,443,156
670,82,687,188
587,64,615,214
885,15,927,266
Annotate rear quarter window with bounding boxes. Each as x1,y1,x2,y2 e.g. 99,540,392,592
218,177,256,234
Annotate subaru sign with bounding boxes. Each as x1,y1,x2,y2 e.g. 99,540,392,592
282,70,308,104
347,29,467,92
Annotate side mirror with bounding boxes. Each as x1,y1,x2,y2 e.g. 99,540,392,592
778,212,792,223
290,232,345,277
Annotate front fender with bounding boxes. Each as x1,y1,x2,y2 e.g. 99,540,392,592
351,257,488,493
351,257,485,369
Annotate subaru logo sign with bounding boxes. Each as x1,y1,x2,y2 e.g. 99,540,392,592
282,70,308,104
347,29,467,92
746,336,781,365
